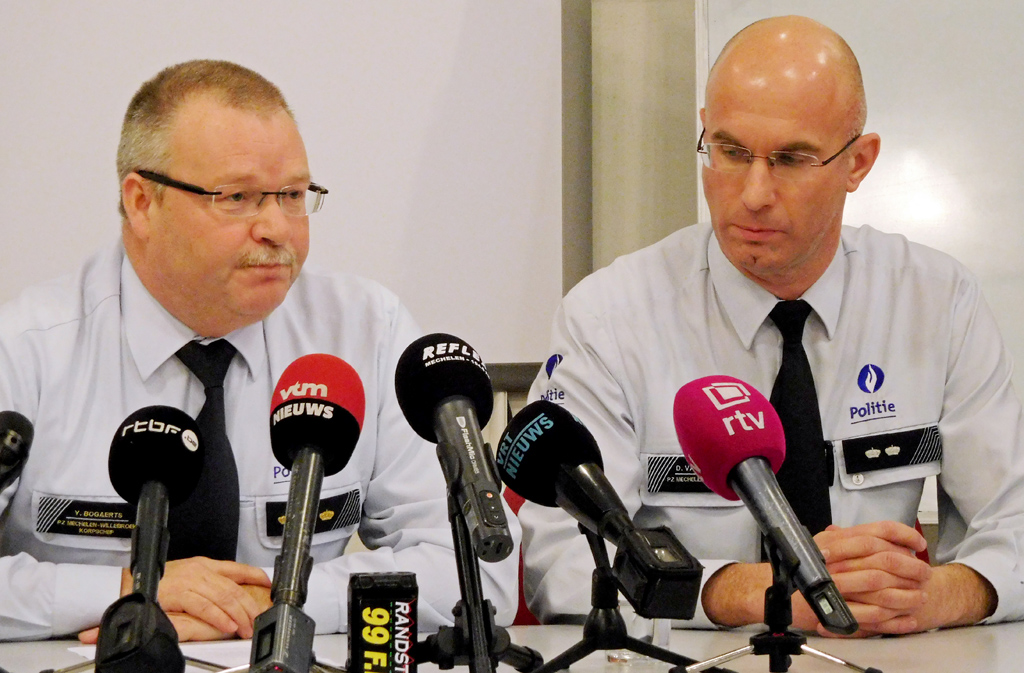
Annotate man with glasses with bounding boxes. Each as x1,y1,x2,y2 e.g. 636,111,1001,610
520,15,1024,634
0,60,519,641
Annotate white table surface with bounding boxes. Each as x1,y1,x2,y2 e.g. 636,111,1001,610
1,623,1021,673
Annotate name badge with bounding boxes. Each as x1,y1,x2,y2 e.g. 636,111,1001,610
646,455,713,494
265,488,360,537
842,425,942,475
36,497,136,539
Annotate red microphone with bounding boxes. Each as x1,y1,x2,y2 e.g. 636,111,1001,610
672,376,784,500
253,354,366,673
270,353,364,477
673,375,857,635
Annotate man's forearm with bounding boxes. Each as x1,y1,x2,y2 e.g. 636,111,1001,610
915,563,996,629
701,562,774,627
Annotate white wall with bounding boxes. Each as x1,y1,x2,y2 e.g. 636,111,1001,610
699,0,1024,394
0,1,562,363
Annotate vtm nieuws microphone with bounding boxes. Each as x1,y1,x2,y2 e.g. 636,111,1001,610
673,375,858,635
250,354,365,673
394,333,512,563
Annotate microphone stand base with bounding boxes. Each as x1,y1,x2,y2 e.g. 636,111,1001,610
42,656,345,673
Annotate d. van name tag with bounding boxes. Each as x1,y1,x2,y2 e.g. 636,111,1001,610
646,455,713,494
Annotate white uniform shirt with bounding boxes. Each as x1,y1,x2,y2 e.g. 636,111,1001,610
0,241,520,639
520,222,1024,627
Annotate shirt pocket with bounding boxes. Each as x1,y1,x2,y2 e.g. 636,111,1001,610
31,491,134,552
253,482,362,551
835,424,942,490
638,452,743,509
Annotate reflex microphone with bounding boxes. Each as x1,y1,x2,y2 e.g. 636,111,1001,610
99,406,205,673
250,354,365,673
0,411,34,493
395,333,512,562
673,375,858,634
496,400,702,619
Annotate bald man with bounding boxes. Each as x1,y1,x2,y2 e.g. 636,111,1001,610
519,16,1024,636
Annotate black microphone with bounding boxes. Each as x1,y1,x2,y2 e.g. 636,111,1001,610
99,406,205,673
250,354,365,673
673,375,858,635
496,400,702,619
0,411,33,493
395,333,513,563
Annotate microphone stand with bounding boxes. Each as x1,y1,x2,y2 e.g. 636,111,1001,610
414,485,543,673
42,482,220,673
529,527,734,673
678,539,884,673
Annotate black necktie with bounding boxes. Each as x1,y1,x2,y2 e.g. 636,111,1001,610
768,300,832,535
167,339,240,560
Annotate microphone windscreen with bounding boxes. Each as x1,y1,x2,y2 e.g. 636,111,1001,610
1,411,34,456
108,406,204,506
673,375,785,500
495,400,602,507
394,333,493,442
271,354,364,475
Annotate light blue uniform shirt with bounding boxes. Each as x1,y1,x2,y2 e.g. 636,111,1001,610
0,240,520,639
521,223,1024,628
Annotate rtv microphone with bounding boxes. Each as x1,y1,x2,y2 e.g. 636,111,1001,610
100,405,205,673
250,354,364,673
394,333,512,563
673,375,857,635
496,400,702,619
0,411,33,493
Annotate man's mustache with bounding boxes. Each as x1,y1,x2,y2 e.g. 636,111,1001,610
239,247,296,267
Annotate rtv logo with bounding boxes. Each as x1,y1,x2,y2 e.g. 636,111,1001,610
700,380,765,436
701,381,752,410
279,382,328,401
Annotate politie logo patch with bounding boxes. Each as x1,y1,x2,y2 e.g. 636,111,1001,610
545,354,563,378
857,364,885,394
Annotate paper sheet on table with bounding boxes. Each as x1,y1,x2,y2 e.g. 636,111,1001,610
69,641,344,671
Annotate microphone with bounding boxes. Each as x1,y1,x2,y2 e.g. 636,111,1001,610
100,405,205,673
0,411,33,493
673,375,857,635
250,354,364,673
496,400,702,619
394,333,512,562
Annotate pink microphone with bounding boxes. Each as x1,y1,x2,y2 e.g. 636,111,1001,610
673,376,784,500
673,374,857,635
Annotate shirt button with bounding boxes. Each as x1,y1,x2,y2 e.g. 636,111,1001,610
852,473,864,486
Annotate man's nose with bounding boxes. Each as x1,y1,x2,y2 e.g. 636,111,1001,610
740,157,777,211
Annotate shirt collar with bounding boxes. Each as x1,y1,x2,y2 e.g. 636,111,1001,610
121,254,267,382
707,229,847,349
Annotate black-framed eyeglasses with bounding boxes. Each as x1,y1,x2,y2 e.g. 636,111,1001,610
696,129,861,181
136,169,328,217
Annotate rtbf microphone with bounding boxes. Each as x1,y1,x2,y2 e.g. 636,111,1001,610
496,400,702,619
100,405,205,673
0,411,33,493
673,375,857,635
251,354,365,673
394,333,512,563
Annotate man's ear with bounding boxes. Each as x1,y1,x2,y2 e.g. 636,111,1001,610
121,172,155,239
846,132,881,193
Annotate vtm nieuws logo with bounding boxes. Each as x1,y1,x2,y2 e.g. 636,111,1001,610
702,381,765,436
279,382,328,401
